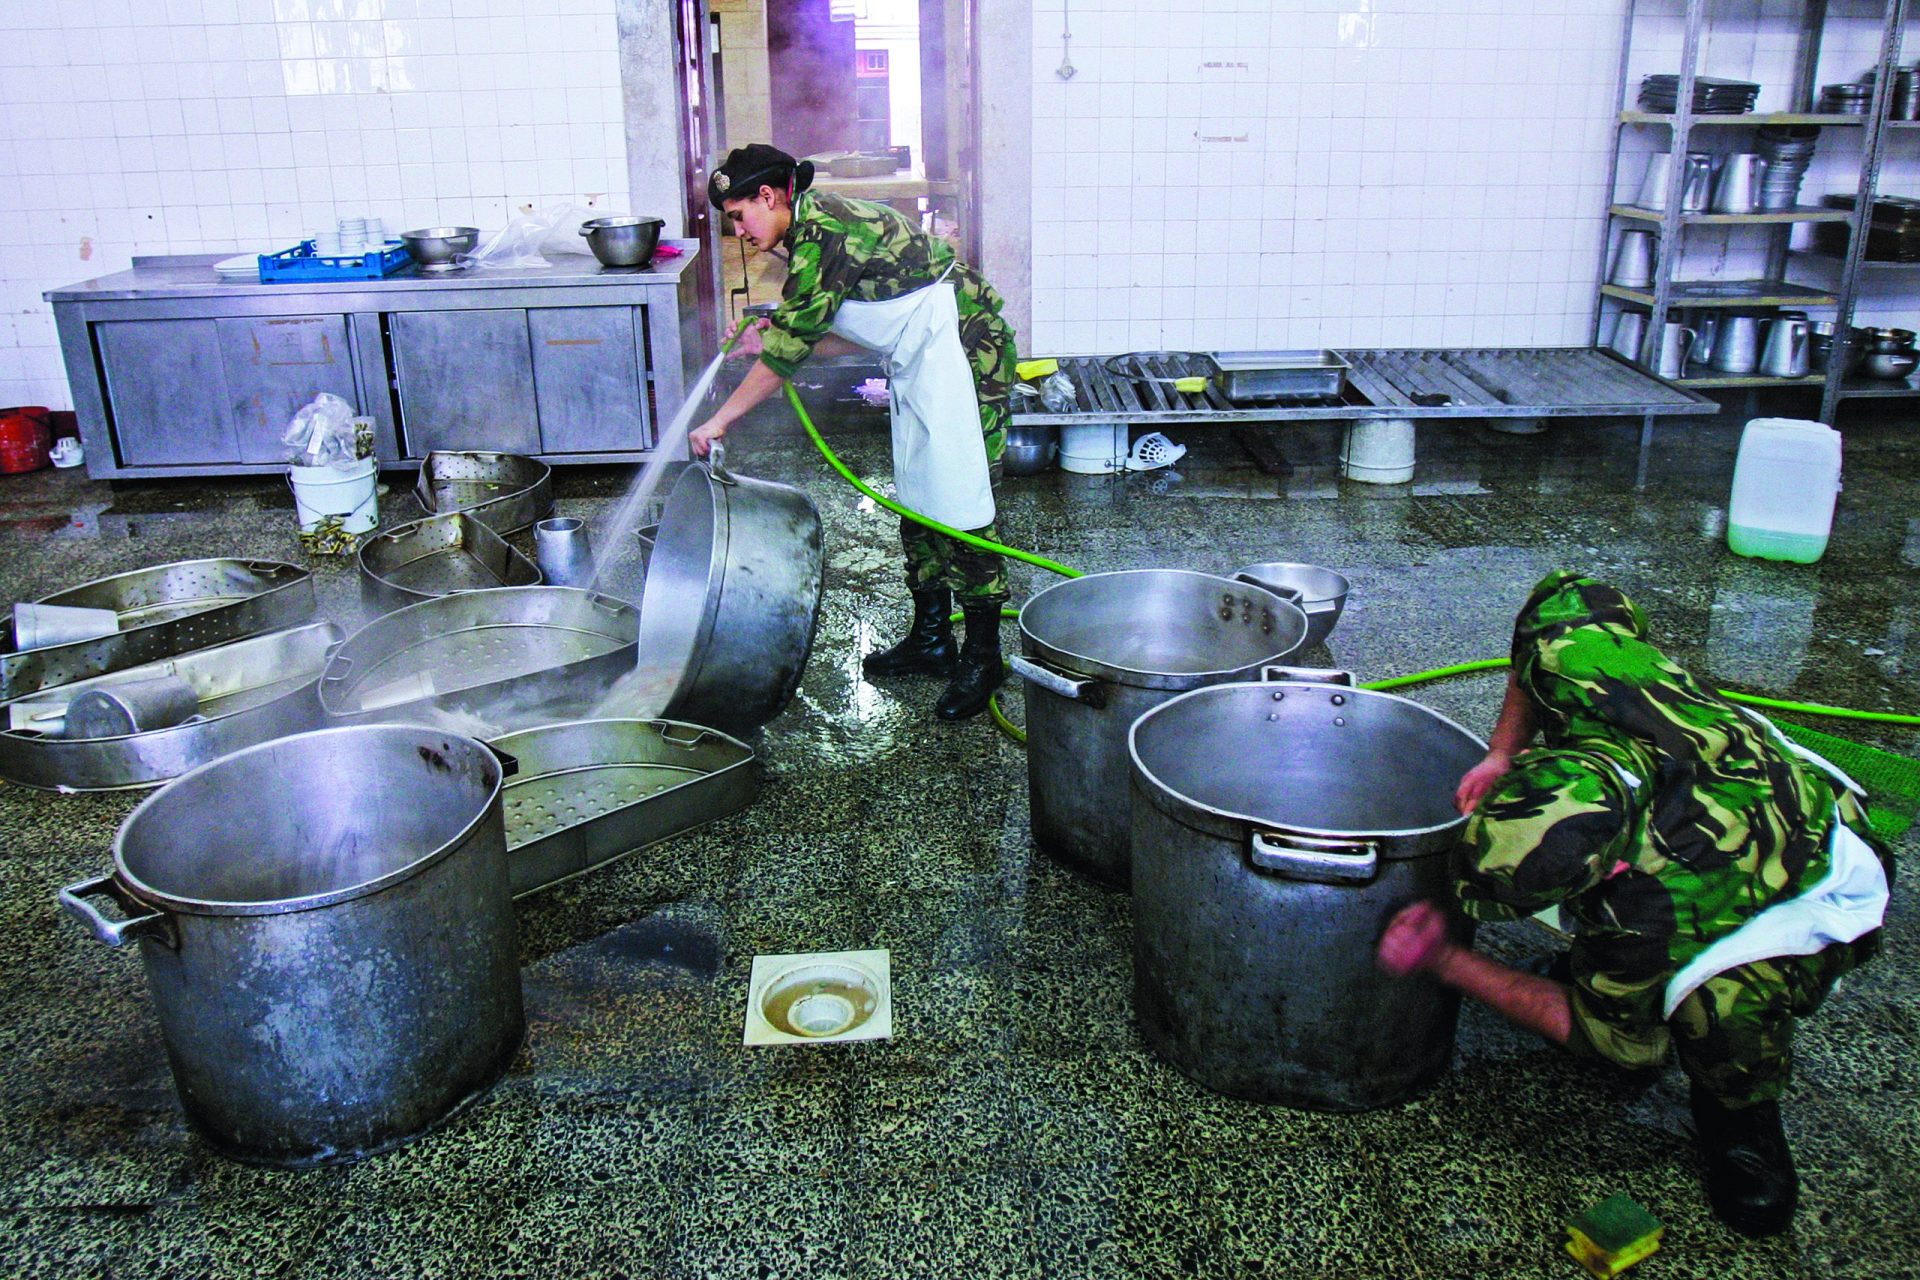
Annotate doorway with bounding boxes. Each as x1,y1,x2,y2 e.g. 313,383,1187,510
696,0,975,326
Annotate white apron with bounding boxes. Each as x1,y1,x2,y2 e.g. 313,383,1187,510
1660,715,1890,1018
828,269,996,530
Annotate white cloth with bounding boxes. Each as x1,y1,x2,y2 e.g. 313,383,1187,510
1661,819,1888,1018
828,270,995,530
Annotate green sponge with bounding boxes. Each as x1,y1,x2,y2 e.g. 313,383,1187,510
1565,1194,1663,1279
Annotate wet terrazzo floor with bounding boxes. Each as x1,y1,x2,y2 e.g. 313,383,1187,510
0,381,1917,1279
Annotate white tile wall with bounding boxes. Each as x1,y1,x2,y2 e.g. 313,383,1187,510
0,0,629,411
1028,0,1632,354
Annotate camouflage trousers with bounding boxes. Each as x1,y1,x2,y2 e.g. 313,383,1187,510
900,518,1008,604
898,269,1012,605
954,263,1016,463
1567,934,1875,1108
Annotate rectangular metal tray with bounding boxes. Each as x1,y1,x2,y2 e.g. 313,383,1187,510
491,717,760,897
1208,350,1350,401
1,559,317,701
319,585,639,732
0,623,342,792
413,450,554,536
358,512,543,615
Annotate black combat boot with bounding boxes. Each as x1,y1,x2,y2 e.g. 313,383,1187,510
934,601,1007,721
862,587,957,679
1690,1085,1798,1237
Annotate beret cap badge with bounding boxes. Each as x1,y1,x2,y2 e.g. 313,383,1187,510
712,171,731,194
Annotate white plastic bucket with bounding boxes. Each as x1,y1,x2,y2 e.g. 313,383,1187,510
289,457,379,534
1059,422,1128,474
1341,419,1415,484
1727,417,1841,564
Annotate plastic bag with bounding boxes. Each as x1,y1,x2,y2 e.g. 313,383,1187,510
1039,370,1077,413
281,393,362,469
461,204,598,270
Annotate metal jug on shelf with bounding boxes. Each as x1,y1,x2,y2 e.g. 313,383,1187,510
1637,153,1672,210
1610,309,1649,360
1711,154,1768,214
1610,230,1657,288
1690,312,1720,366
1681,153,1718,213
1711,314,1763,374
1657,321,1698,379
1760,316,1812,378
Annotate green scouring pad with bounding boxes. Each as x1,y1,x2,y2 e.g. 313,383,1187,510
1565,1194,1663,1279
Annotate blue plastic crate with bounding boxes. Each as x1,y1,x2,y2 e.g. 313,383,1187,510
257,239,413,282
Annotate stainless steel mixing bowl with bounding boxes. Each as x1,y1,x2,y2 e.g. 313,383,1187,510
400,226,479,271
579,216,665,268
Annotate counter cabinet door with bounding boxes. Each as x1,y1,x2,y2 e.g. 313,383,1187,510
527,306,652,454
390,309,540,458
215,315,360,464
96,318,241,467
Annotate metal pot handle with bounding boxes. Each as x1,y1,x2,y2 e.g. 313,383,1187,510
706,439,738,487
483,743,520,778
1260,666,1353,685
1234,573,1304,605
58,875,177,950
657,723,711,748
1248,831,1379,884
1008,654,1106,708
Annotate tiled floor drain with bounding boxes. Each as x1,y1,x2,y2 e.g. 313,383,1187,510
743,949,892,1046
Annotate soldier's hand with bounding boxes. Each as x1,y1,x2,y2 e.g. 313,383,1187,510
1455,751,1513,814
725,317,770,359
688,419,726,458
1376,901,1451,978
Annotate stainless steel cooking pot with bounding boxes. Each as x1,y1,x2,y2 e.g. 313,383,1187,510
59,725,525,1167
1011,570,1309,889
1129,673,1484,1111
635,442,824,736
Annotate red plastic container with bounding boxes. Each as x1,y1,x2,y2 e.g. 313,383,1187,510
0,406,52,474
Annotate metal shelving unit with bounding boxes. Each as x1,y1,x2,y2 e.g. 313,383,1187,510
1592,0,1908,423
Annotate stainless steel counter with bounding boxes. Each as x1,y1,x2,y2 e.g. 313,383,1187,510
46,247,700,302
44,243,704,480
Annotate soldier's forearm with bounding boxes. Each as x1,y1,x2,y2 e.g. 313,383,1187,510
1486,671,1539,760
1430,945,1573,1047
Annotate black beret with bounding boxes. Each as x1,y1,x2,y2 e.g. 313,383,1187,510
708,144,814,209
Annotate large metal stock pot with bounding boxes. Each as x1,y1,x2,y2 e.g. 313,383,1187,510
637,442,824,736
1010,570,1308,888
1128,674,1485,1111
59,725,525,1167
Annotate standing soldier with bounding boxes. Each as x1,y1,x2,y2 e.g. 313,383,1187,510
1376,571,1892,1237
688,144,1018,722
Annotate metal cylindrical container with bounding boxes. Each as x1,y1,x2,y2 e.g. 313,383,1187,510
534,517,594,587
1011,570,1309,889
61,674,201,739
58,725,525,1167
1128,677,1485,1111
635,442,824,736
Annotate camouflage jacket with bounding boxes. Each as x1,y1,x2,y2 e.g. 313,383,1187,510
1455,571,1890,1054
760,190,997,378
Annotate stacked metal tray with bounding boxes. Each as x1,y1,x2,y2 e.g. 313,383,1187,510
0,622,342,791
412,451,554,535
490,718,760,897
358,512,543,614
1,559,316,701
319,586,639,729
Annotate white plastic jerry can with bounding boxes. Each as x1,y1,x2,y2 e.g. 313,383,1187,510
1726,417,1843,564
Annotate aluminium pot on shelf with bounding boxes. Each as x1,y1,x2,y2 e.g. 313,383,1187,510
58,725,525,1167
1128,673,1485,1111
1010,570,1309,889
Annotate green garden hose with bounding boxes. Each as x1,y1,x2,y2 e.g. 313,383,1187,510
746,343,1920,734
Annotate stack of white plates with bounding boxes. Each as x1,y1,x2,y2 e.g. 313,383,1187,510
213,254,262,281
